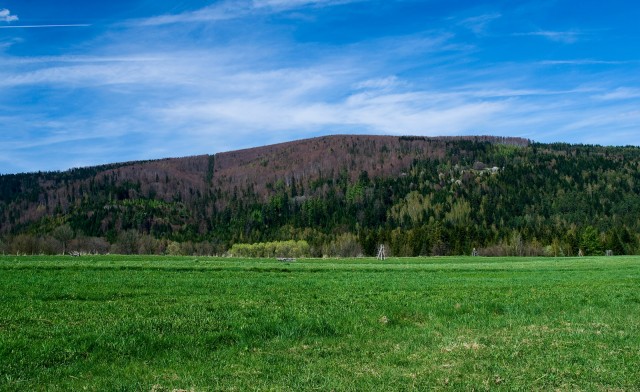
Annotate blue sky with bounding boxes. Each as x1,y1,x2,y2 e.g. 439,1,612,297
1,0,639,174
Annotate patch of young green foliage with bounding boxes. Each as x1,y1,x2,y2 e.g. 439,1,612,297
1,255,639,390
229,240,311,258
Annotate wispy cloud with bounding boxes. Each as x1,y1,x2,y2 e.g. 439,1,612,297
0,8,89,30
538,59,631,66
354,76,403,91
137,2,247,26
559,107,640,134
0,24,91,29
458,13,501,35
515,30,583,43
0,8,18,22
595,87,640,101
137,0,365,26
253,0,364,9
0,37,21,51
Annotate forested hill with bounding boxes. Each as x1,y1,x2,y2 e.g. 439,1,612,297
1,134,639,257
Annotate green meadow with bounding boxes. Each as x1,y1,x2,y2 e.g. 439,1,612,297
1,255,639,391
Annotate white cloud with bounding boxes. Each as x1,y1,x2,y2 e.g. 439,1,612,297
354,76,402,90
0,24,90,29
154,69,513,137
0,8,18,22
539,59,629,66
0,38,20,51
0,53,227,88
137,2,249,26
253,0,363,9
560,107,640,134
458,13,501,35
515,30,582,44
137,0,365,26
596,88,640,101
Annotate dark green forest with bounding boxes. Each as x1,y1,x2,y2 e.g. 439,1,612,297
1,137,639,257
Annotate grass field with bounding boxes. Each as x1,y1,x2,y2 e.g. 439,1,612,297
1,255,639,391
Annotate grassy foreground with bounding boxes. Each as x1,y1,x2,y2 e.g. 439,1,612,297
1,255,639,391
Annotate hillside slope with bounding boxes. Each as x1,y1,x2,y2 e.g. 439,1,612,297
1,135,639,257
0,135,525,233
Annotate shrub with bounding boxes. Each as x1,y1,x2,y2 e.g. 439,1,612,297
229,240,311,258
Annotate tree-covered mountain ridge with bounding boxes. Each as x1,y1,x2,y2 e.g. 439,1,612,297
1,134,639,257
